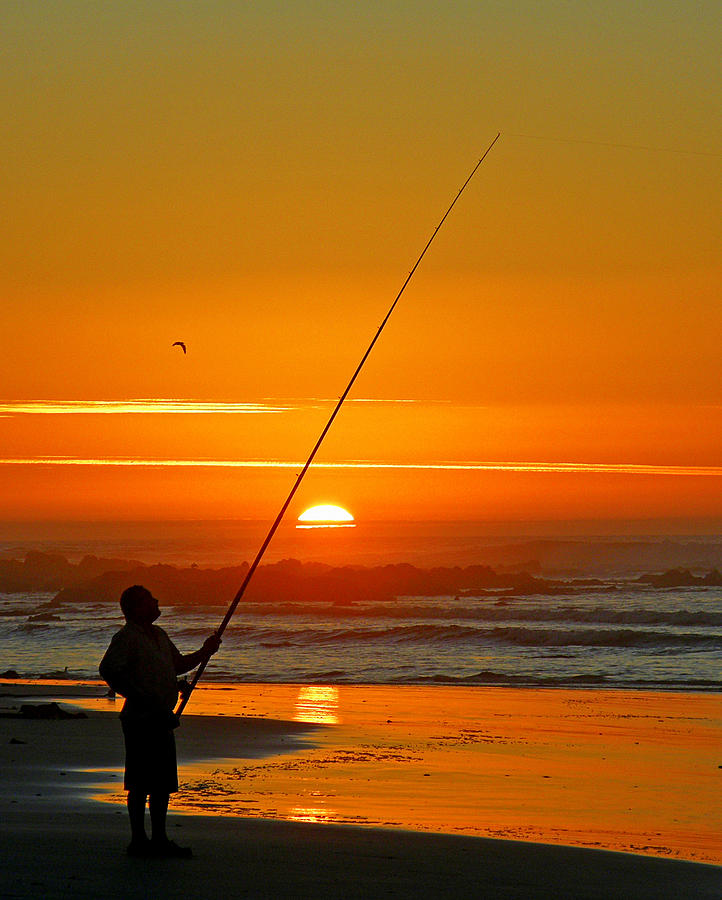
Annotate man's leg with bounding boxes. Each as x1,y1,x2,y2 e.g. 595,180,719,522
148,791,169,843
122,719,152,853
143,729,190,857
148,791,192,857
126,790,150,853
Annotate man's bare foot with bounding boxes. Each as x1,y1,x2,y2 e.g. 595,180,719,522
151,838,192,859
126,837,152,857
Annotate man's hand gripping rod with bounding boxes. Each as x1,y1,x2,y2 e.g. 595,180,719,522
176,133,500,717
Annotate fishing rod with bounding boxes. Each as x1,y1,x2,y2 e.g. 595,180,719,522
176,132,501,716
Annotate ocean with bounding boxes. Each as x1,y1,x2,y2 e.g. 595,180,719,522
1,521,721,691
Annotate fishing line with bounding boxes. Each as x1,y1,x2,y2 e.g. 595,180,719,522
176,132,501,716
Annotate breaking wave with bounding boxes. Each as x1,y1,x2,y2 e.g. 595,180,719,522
214,621,721,652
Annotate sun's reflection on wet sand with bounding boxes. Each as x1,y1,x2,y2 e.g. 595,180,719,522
294,685,340,725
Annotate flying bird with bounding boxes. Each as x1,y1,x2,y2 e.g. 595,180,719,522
172,341,187,354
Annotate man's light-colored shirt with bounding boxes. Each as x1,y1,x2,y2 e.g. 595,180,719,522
100,621,182,721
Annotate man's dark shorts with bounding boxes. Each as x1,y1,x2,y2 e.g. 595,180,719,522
121,718,178,794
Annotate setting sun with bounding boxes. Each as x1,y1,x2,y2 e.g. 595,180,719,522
298,504,355,523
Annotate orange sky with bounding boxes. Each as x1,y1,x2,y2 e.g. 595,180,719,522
1,3,720,526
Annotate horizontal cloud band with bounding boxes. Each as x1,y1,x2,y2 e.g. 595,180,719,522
0,457,720,477
0,398,428,416
0,400,290,415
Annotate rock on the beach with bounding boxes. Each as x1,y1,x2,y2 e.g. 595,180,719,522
18,702,87,720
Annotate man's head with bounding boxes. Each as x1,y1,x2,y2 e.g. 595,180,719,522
120,585,160,625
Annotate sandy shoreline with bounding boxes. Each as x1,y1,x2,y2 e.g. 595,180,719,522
1,680,720,898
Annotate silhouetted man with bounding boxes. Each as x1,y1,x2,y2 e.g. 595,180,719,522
100,585,221,858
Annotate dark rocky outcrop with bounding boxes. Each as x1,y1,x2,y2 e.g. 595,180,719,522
0,551,143,592
48,558,574,607
642,567,722,588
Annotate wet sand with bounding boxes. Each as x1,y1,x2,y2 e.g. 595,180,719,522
0,680,720,898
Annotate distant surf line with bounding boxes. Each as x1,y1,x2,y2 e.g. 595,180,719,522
2,457,721,477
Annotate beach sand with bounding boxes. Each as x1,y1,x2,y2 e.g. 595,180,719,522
1,680,720,899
